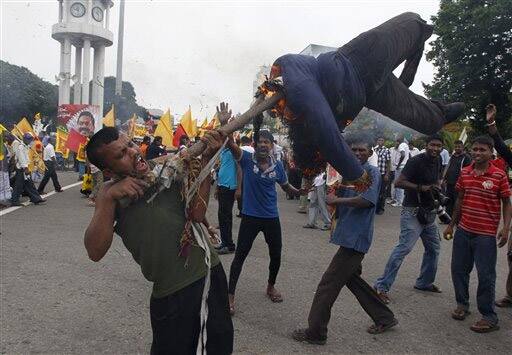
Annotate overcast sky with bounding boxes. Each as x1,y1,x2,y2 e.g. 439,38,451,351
1,0,440,119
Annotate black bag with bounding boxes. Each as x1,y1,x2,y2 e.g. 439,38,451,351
416,205,436,225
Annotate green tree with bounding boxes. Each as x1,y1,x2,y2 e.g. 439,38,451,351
425,0,512,138
0,60,58,126
102,76,147,121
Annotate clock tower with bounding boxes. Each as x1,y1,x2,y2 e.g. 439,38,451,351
52,0,114,116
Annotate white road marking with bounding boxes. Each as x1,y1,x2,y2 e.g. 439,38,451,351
0,181,82,217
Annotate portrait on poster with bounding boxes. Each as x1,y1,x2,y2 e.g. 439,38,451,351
57,104,101,137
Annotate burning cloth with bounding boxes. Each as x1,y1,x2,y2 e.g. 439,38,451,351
270,12,463,182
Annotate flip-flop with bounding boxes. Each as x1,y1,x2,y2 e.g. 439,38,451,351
470,320,500,333
495,297,512,308
451,308,471,321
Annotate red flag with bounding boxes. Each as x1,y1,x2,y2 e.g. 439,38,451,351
172,124,188,148
66,129,88,153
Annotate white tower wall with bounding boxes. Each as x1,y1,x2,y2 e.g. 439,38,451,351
53,0,114,115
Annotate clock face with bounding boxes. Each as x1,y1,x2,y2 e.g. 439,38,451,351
70,2,86,18
92,7,104,22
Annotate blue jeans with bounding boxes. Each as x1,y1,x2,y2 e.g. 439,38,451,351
375,207,440,292
78,162,86,179
451,227,498,325
393,168,404,204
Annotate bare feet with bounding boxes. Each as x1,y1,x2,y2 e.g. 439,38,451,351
266,284,283,303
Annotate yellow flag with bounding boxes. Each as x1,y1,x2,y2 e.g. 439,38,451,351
34,112,41,120
0,123,7,132
180,107,195,138
28,148,46,173
127,114,137,138
154,109,174,147
209,113,221,129
76,142,87,162
103,105,115,127
55,128,70,158
12,117,35,138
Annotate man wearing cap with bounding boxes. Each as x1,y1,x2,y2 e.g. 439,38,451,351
11,133,46,206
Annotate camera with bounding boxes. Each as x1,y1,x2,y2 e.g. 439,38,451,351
431,187,451,224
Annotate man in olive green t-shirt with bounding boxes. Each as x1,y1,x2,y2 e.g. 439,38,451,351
84,127,233,354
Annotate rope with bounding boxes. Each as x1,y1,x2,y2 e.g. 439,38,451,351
184,138,227,355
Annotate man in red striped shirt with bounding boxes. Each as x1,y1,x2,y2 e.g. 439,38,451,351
444,135,511,333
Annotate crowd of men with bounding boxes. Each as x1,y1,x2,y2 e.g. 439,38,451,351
2,104,511,353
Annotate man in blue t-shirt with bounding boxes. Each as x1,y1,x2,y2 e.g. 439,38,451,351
226,129,305,314
293,137,397,345
216,147,240,254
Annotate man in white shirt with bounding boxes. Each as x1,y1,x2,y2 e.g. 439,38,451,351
304,172,331,230
11,133,45,206
409,142,421,158
38,136,62,194
391,137,409,207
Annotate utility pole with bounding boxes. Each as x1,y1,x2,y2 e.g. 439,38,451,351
115,0,125,96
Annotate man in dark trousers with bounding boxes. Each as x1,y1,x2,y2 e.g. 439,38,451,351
292,136,397,345
486,104,512,309
442,140,471,217
84,127,233,354
269,12,464,185
38,136,63,194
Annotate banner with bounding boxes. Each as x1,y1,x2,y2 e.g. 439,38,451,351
58,104,101,137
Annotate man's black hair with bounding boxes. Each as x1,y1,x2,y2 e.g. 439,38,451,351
346,133,372,149
79,111,94,119
142,136,151,144
240,136,252,145
86,127,119,170
454,140,464,145
472,135,494,150
425,134,443,144
179,135,189,145
257,130,274,143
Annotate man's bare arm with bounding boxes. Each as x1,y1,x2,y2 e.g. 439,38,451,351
84,178,147,262
327,194,372,208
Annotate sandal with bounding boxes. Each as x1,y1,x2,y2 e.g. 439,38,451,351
367,318,399,334
495,297,512,308
414,284,442,293
470,319,500,333
451,307,470,321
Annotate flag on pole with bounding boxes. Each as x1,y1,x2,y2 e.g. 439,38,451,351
154,109,174,147
55,128,70,158
173,108,194,147
127,114,137,138
103,105,115,127
0,124,5,160
12,117,35,138
76,142,88,162
198,118,209,137
66,129,88,153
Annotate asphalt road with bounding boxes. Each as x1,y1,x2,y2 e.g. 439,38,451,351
1,171,511,354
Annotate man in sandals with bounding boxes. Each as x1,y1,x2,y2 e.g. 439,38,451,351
224,107,306,313
443,135,511,333
292,136,398,345
485,104,512,309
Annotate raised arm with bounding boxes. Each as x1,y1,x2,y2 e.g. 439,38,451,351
487,104,512,166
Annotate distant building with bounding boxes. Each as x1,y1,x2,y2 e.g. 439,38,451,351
299,44,337,58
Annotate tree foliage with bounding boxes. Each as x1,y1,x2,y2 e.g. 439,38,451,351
0,61,147,128
0,60,58,126
103,76,147,121
425,0,512,137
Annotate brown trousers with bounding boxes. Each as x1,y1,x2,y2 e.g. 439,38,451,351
307,246,395,339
